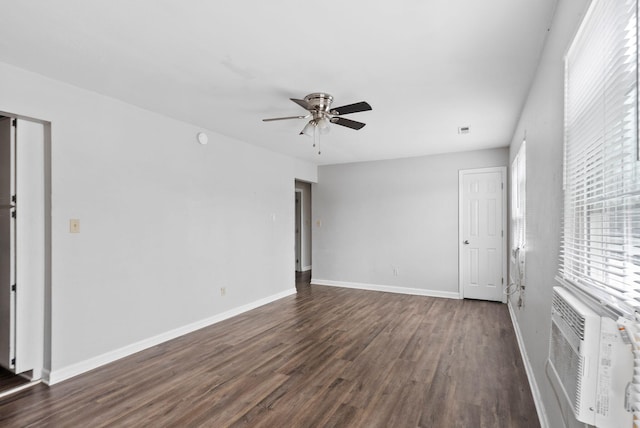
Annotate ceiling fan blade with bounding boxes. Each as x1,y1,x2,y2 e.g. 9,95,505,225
263,115,309,122
290,98,310,110
331,117,366,130
330,101,372,115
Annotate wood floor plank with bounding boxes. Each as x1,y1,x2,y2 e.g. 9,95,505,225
355,358,423,427
0,279,539,427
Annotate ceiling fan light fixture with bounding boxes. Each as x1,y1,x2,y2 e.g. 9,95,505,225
301,120,316,137
317,116,331,135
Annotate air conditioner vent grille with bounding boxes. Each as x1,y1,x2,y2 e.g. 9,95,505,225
550,321,582,411
552,292,586,340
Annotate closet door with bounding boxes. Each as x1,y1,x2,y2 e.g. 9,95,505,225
0,117,16,371
14,118,45,376
0,117,44,377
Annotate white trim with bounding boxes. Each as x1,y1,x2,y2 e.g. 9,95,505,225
302,265,312,272
311,278,461,299
295,189,303,272
508,300,549,428
46,288,296,385
41,368,51,385
564,0,598,60
458,166,508,303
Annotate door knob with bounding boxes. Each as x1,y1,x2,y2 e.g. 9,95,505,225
463,240,470,245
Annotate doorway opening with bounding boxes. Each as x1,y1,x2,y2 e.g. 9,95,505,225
295,180,312,288
0,113,50,396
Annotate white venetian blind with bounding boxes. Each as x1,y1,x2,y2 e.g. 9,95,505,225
561,0,639,315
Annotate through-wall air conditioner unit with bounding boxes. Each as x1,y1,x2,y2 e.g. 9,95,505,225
548,286,633,428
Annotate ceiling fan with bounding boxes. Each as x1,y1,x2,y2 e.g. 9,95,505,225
263,93,372,140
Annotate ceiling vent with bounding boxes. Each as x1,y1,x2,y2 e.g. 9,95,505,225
458,126,470,134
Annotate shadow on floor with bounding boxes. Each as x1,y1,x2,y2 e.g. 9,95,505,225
295,270,311,291
0,367,30,395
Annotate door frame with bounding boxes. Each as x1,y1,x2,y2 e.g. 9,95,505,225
458,166,507,302
295,189,302,272
294,181,313,273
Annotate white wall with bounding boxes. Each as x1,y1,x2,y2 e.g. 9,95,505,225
0,61,317,382
507,0,590,427
312,148,507,297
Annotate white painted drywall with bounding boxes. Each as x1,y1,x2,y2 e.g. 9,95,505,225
0,61,317,379
312,148,507,296
507,0,591,427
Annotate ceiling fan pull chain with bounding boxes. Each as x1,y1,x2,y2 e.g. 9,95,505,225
313,123,317,148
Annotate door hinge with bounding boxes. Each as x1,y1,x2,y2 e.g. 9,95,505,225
11,195,16,203
11,358,15,366
502,277,504,285
501,182,504,189
11,210,16,218
11,284,16,292
11,118,16,127
501,230,504,237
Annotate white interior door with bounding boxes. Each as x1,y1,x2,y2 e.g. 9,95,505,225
15,118,45,377
0,116,45,378
459,167,506,302
0,117,16,371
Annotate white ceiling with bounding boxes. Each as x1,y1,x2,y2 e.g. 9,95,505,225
0,0,558,165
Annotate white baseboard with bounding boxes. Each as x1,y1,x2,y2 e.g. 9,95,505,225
47,288,296,385
302,265,312,272
508,300,548,428
41,369,51,385
310,278,460,299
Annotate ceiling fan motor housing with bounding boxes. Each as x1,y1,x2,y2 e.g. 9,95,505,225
304,93,334,112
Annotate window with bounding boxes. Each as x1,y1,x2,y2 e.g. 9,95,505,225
509,141,526,301
560,0,639,316
511,140,526,256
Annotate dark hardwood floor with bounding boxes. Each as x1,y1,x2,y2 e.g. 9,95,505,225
0,275,539,427
0,368,30,396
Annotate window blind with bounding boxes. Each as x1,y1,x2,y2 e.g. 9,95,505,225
561,0,639,316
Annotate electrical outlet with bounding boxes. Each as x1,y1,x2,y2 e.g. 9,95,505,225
220,287,226,297
70,219,80,233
